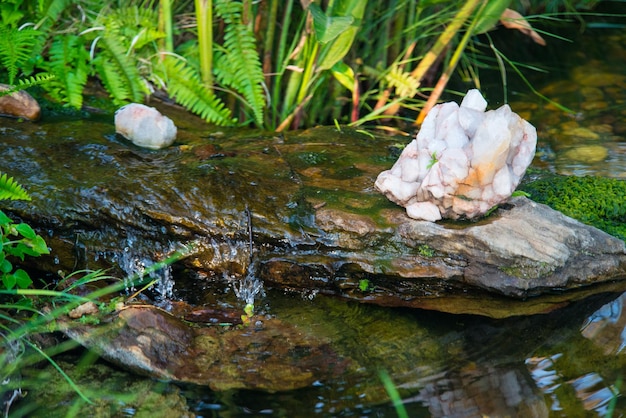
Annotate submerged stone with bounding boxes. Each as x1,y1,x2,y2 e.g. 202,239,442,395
19,358,193,417
59,304,347,392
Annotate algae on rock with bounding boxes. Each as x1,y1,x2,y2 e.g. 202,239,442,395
520,174,626,242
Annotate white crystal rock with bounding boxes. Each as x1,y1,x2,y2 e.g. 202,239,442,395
375,89,537,221
115,104,177,150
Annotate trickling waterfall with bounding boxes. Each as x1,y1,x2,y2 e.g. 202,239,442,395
230,207,264,308
230,259,265,307
115,237,176,301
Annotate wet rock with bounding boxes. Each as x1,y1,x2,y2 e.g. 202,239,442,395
19,358,194,417
375,89,537,221
0,118,625,317
261,196,626,302
571,67,626,88
562,145,608,163
561,126,600,140
115,103,177,149
0,84,40,120
59,304,347,392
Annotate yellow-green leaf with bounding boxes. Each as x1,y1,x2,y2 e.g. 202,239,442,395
472,0,511,35
309,3,354,44
331,62,355,92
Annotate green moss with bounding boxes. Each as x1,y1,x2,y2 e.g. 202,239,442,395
500,262,554,279
519,174,626,241
417,244,435,257
297,151,328,165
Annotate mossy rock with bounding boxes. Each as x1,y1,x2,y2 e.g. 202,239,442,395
520,174,626,241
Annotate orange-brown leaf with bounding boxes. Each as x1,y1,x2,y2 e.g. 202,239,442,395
500,8,546,46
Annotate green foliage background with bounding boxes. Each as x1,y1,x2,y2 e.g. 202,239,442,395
0,0,610,130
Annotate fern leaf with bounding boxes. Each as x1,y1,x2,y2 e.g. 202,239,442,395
84,6,161,106
0,26,41,85
37,0,73,32
103,6,164,50
385,65,420,98
0,173,31,201
163,57,235,126
42,35,89,108
214,0,266,127
0,73,55,97
92,34,148,106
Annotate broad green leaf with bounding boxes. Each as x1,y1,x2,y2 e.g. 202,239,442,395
331,62,355,92
3,274,16,290
0,259,12,273
15,223,36,239
309,3,354,44
13,269,32,289
0,210,12,225
317,0,368,71
9,243,28,260
318,26,356,71
472,0,511,35
30,236,50,255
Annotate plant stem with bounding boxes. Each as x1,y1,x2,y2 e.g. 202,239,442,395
416,1,484,124
410,0,481,83
159,0,174,53
374,1,482,117
195,0,214,90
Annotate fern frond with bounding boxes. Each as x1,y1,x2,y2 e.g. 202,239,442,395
163,57,235,126
37,0,73,31
385,65,420,98
43,35,89,108
0,74,55,97
92,34,148,106
102,6,164,51
0,173,31,201
0,26,41,85
82,6,162,106
214,0,266,127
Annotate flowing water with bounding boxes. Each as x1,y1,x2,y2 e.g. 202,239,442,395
5,18,626,418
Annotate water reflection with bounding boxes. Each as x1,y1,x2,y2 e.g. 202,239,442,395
582,292,626,355
412,364,548,417
568,372,617,416
527,355,563,412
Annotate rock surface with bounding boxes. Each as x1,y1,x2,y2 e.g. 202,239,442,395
59,304,346,391
115,103,177,149
0,114,625,317
376,89,537,221
0,84,41,120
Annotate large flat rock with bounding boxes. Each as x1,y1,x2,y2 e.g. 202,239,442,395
1,113,625,317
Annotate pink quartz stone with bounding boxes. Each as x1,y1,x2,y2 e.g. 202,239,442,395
375,89,537,221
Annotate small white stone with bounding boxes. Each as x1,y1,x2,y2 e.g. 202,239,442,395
115,103,177,150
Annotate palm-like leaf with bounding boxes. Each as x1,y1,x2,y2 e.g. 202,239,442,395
0,173,31,201
164,57,235,126
43,35,89,109
0,26,41,85
214,0,266,127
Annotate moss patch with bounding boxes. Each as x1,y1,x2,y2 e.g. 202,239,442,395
520,174,626,241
